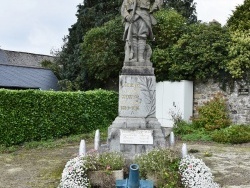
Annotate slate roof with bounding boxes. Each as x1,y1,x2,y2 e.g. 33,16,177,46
0,64,59,90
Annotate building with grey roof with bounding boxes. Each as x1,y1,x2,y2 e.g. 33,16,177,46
0,49,59,90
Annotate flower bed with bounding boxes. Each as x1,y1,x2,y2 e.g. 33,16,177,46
179,155,220,188
58,151,125,188
58,149,220,188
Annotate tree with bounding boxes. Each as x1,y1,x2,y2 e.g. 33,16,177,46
55,0,198,90
163,0,197,23
81,17,124,89
56,0,123,90
227,0,250,31
154,22,230,82
226,0,250,81
151,9,187,81
226,30,250,80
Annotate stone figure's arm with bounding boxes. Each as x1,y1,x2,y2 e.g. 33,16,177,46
150,0,163,13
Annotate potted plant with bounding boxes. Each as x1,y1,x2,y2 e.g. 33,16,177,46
86,151,125,187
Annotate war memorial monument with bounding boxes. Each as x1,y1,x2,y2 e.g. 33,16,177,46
107,0,166,157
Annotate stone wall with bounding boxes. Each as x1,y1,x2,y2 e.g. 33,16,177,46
194,80,250,125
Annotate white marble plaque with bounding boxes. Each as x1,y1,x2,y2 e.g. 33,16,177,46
120,129,153,145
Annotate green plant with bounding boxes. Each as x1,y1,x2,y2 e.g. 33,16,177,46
181,128,213,142
173,120,194,135
204,151,213,157
173,121,213,142
193,92,231,131
86,151,125,172
135,149,183,188
0,89,118,146
211,124,250,144
226,30,250,80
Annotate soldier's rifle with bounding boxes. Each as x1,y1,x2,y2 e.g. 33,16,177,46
125,0,137,61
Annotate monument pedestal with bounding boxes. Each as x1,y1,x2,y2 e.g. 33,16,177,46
108,68,166,157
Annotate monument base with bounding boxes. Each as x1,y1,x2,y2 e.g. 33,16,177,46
108,117,166,158
107,66,167,158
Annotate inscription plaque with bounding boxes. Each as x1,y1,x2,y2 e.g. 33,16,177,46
120,129,153,145
238,88,249,95
119,75,156,117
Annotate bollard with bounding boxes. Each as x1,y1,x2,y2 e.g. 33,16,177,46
79,139,86,156
116,164,153,188
94,129,100,151
182,143,188,158
169,131,175,147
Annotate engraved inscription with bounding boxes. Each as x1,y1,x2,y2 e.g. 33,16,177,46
119,79,142,114
119,75,156,117
120,129,153,145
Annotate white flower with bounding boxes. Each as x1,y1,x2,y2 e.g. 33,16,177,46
179,155,220,188
58,156,90,188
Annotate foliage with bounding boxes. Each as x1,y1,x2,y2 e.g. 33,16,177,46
193,93,231,131
166,22,230,81
54,0,197,91
226,30,250,79
225,0,250,83
179,155,220,188
55,0,123,90
173,121,194,135
135,149,183,188
0,89,118,146
180,129,212,142
153,9,187,49
81,16,124,89
173,121,213,142
85,151,125,171
211,125,250,144
152,9,187,81
163,0,197,23
41,59,62,80
227,0,250,31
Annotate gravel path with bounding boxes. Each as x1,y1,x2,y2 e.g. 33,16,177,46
0,142,249,188
176,142,250,188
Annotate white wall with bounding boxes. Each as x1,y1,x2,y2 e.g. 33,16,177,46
156,81,193,127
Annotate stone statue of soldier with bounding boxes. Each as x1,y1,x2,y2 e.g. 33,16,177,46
121,0,162,63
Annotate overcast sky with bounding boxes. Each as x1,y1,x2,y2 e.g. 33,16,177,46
0,0,244,56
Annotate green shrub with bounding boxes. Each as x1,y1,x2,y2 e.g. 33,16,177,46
181,129,213,142
0,89,118,146
173,121,212,142
211,125,250,144
135,149,183,188
193,93,231,131
173,120,194,135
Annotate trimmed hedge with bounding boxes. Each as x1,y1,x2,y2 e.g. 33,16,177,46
0,89,118,146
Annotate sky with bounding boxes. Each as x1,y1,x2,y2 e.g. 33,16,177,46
0,0,245,56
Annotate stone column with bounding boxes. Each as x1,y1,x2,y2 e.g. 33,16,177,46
108,62,166,158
